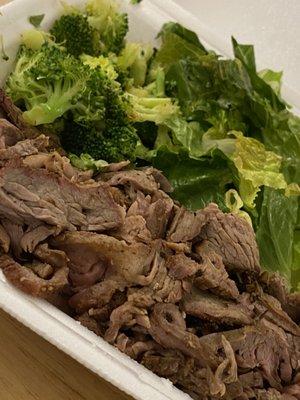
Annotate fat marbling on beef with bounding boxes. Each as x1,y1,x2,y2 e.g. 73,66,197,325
0,92,299,400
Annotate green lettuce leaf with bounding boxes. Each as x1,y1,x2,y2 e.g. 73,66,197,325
151,147,232,211
256,188,298,285
230,132,287,208
258,69,283,95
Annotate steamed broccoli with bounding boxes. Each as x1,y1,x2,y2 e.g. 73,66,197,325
6,43,106,125
62,119,138,162
117,42,154,87
50,13,100,57
126,89,179,124
86,0,128,54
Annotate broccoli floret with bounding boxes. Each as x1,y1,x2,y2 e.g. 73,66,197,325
81,54,119,82
21,29,54,51
50,13,100,57
86,0,128,54
117,42,154,87
6,44,106,126
62,119,138,162
69,153,109,171
126,90,180,124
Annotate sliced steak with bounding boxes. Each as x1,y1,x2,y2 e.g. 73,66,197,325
199,204,260,273
0,118,23,149
146,168,173,193
105,301,150,343
1,220,24,258
99,169,159,194
200,324,298,390
194,241,240,299
182,289,253,326
0,88,42,139
253,292,300,336
0,254,68,297
28,260,54,279
127,191,173,239
167,207,207,243
24,151,93,183
69,279,119,313
259,271,300,324
33,243,69,269
109,215,152,244
20,224,57,253
0,222,10,253
0,160,124,232
51,231,158,285
149,303,219,368
145,197,173,239
101,160,130,172
0,135,49,160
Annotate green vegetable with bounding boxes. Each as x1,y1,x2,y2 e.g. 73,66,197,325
86,0,128,54
127,90,180,124
229,132,287,208
28,14,45,28
69,153,108,171
21,29,52,51
50,13,100,57
62,120,138,162
151,147,232,211
256,188,298,286
130,0,142,4
118,42,154,87
225,189,252,226
6,44,105,126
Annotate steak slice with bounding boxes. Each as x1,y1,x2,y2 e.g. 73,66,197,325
99,169,159,194
194,241,240,299
199,204,260,273
0,222,10,253
69,279,119,313
0,254,68,297
51,231,158,285
149,303,220,368
182,289,253,326
199,323,298,390
0,160,124,232
109,215,152,244
0,88,42,139
167,206,207,243
0,135,49,160
0,118,23,149
33,243,69,269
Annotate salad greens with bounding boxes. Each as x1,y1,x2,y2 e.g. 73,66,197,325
4,0,299,289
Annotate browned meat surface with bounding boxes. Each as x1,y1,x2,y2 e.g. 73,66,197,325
0,254,68,297
182,289,253,326
109,215,152,243
99,169,159,194
167,207,206,243
0,118,22,148
0,135,49,160
0,97,299,400
0,222,10,253
33,243,69,269
149,303,220,368
198,204,260,273
0,160,124,233
69,280,119,313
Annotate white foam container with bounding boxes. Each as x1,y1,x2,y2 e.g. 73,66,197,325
0,1,299,399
